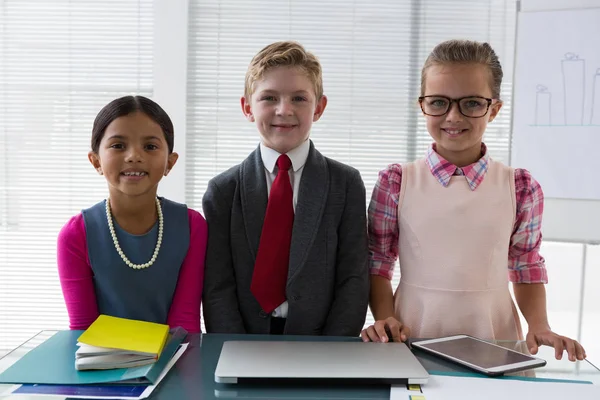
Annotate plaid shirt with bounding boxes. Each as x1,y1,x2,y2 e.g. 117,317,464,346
368,143,548,284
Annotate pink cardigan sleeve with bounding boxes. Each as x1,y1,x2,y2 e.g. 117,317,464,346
57,209,207,333
57,214,99,330
166,209,207,333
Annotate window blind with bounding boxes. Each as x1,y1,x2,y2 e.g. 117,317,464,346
186,0,518,329
0,0,154,353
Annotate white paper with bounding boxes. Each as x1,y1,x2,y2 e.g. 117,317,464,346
137,343,188,399
511,8,600,200
390,375,600,400
5,343,188,399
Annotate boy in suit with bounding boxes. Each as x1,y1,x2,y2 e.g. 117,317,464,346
202,41,369,336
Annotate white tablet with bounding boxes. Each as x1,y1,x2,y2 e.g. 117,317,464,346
411,335,547,376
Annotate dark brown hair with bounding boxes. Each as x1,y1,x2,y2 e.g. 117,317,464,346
91,95,174,153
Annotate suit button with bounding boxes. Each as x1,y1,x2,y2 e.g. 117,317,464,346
292,295,301,301
259,310,268,318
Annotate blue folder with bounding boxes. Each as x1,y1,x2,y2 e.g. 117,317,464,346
0,327,186,385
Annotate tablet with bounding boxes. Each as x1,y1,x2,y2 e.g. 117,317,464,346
411,335,547,376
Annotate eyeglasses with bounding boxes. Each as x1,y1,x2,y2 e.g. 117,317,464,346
418,96,495,118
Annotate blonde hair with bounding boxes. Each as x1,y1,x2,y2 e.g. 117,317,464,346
244,41,323,99
421,40,503,99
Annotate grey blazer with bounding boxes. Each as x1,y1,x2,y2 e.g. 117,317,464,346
202,141,369,336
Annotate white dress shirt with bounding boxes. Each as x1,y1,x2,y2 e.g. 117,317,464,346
259,139,310,318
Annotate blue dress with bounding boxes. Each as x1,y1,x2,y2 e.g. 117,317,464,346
81,197,190,324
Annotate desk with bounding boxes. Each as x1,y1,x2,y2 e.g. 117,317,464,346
0,331,598,399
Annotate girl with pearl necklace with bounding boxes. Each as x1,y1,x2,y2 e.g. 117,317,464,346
57,95,207,333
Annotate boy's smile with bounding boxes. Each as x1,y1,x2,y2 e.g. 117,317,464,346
271,123,298,132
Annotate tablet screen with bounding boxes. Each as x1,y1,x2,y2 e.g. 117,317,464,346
417,337,534,368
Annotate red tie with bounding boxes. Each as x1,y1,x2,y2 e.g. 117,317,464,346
251,154,294,313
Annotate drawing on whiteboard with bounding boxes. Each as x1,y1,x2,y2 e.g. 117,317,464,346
532,53,600,127
562,53,585,125
534,85,551,125
591,68,600,125
513,7,600,202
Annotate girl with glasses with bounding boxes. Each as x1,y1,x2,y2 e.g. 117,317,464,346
362,40,585,363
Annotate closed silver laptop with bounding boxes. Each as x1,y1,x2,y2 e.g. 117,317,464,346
215,341,429,385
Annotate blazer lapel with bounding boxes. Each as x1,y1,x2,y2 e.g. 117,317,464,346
240,146,268,260
288,142,329,282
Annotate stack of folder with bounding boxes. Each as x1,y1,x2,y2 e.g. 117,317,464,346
76,315,170,370
0,317,187,390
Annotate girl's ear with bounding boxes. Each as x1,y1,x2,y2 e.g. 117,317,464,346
165,152,179,176
88,151,103,175
488,100,503,123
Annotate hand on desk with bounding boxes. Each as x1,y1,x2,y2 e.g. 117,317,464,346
526,326,586,361
360,317,410,343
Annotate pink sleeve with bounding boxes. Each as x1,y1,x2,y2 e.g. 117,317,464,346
508,168,548,284
57,214,99,330
166,208,207,333
368,164,402,280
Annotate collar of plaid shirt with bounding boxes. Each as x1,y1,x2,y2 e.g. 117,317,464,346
425,143,491,191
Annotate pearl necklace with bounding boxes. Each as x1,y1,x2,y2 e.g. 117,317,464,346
105,197,163,270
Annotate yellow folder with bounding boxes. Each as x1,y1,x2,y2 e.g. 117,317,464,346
77,315,169,357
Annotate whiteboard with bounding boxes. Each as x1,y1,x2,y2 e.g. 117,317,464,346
511,0,600,243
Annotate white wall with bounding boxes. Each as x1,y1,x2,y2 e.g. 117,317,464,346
153,0,189,204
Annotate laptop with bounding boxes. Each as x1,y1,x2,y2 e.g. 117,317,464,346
214,341,429,385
